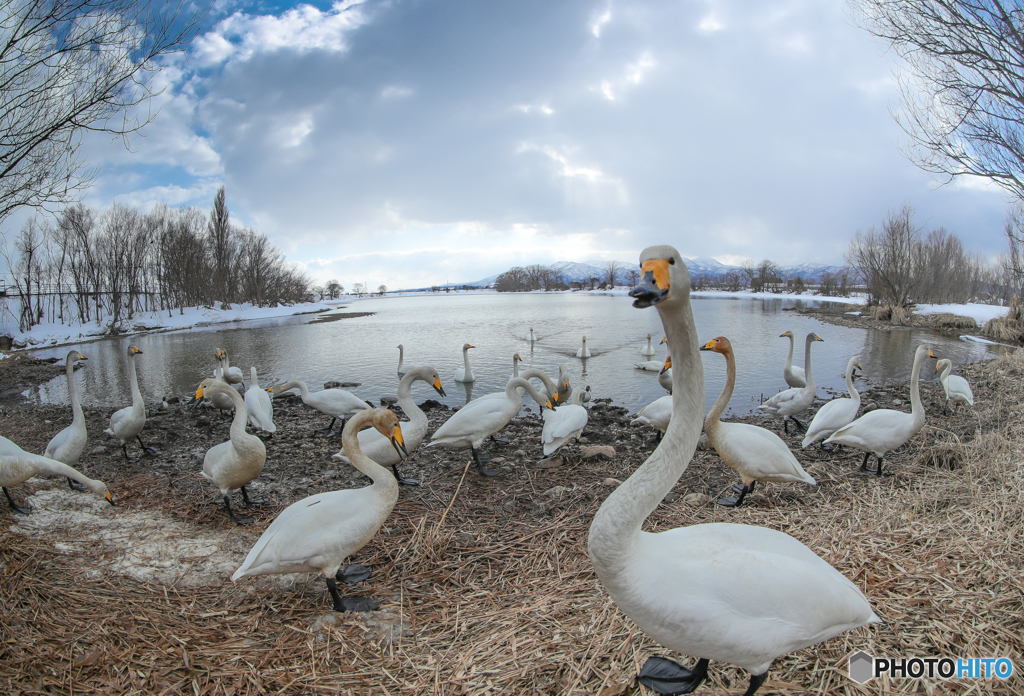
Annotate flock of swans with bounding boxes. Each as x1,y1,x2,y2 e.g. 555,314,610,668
0,244,980,695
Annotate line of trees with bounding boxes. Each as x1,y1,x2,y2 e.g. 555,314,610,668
494,261,632,292
2,188,311,333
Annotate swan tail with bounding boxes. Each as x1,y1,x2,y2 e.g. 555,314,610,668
103,427,114,436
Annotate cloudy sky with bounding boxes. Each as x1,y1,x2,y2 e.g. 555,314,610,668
66,0,1012,288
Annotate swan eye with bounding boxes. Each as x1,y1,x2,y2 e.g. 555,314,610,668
669,257,675,265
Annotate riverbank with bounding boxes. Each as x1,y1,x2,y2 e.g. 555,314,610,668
0,349,1019,693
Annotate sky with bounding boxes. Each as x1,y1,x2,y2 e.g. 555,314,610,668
8,0,1017,289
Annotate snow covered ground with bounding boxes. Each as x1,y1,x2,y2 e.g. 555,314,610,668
915,302,1011,326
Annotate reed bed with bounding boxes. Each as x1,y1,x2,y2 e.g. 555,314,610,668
2,353,1023,694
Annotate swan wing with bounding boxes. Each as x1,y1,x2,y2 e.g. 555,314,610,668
825,409,917,453
542,405,588,442
714,422,814,484
44,425,72,459
760,387,801,409
802,398,859,447
947,375,974,404
106,405,132,432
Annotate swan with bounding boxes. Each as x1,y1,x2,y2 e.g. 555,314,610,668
780,330,807,388
801,356,861,449
231,409,408,613
217,348,244,385
396,344,419,376
1,435,113,514
43,350,89,491
244,367,276,434
576,336,591,358
103,345,155,461
511,353,521,378
701,336,816,507
758,333,824,434
527,327,537,342
825,345,934,475
272,380,370,436
635,359,663,371
204,353,237,415
454,343,476,382
658,355,673,394
588,245,877,695
428,377,552,476
640,333,656,357
478,365,567,404
334,365,446,486
196,379,267,525
541,387,589,456
630,395,672,435
935,359,974,414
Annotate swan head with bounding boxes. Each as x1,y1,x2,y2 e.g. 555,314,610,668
360,409,409,459
660,336,667,345
646,333,651,339
936,358,952,372
426,369,447,397
462,343,475,351
630,246,689,308
67,350,86,363
809,333,824,343
129,345,142,356
699,336,732,354
779,330,794,338
660,355,672,373
91,481,115,506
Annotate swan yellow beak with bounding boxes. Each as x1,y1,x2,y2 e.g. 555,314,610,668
545,400,553,410
77,352,86,360
935,364,942,372
928,348,937,359
195,385,205,399
390,425,409,459
105,490,115,506
813,334,824,342
661,356,672,373
552,392,559,404
133,347,142,354
699,339,717,351
660,336,666,344
433,377,447,397
630,259,671,307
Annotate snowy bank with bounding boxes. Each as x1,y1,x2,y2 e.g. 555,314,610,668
915,302,1010,326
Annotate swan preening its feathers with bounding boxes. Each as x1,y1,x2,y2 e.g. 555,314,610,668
588,246,877,695
2,435,113,514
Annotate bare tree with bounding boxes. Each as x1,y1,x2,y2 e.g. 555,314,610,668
351,282,365,297
0,1,205,224
1004,204,1024,298
845,205,921,307
625,268,639,287
739,259,757,291
604,260,621,288
207,186,234,305
325,280,343,299
377,284,387,296
757,259,782,293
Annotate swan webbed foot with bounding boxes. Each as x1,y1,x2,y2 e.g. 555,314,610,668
490,435,510,446
789,416,806,433
638,656,709,695
67,477,87,492
4,488,31,515
742,671,769,696
730,481,755,495
339,595,380,612
336,563,372,584
223,496,254,525
471,447,500,477
391,464,420,486
136,436,158,455
858,452,871,472
240,486,263,507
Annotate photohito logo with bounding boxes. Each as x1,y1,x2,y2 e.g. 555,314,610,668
848,651,1014,684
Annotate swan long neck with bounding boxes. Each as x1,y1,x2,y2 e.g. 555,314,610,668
519,369,556,399
22,453,96,489
250,366,259,389
590,292,705,574
341,414,398,489
909,347,927,420
279,380,311,399
397,345,404,370
127,351,143,409
803,333,816,385
705,345,735,431
785,333,796,370
512,356,519,378
396,370,427,428
939,361,952,382
463,348,472,373
223,386,250,444
66,355,84,426
845,358,860,403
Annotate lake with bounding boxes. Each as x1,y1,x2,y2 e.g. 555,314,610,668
24,292,1007,417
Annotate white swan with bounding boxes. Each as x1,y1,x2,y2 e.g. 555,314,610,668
935,359,974,414
541,388,589,456
396,344,419,376
801,355,861,449
758,332,824,434
630,395,672,435
588,245,877,695
196,379,267,525
576,336,591,358
103,345,154,460
272,380,371,436
640,333,656,356
334,365,446,485
244,366,276,434
658,355,673,394
825,345,934,476
527,327,537,342
511,353,521,378
205,353,236,414
780,330,807,388
478,364,567,404
454,343,476,383
428,377,552,476
43,350,89,491
1,435,113,514
701,336,816,507
217,348,244,385
231,409,408,613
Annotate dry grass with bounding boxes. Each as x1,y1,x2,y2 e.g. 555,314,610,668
983,298,1024,343
926,312,978,330
869,304,914,326
2,354,1024,694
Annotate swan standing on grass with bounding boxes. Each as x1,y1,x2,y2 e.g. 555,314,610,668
43,350,89,491
640,333,656,356
825,345,934,476
701,337,816,507
334,365,446,486
541,387,589,456
588,245,877,696
104,345,155,461
935,358,974,414
272,380,370,436
196,379,266,525
232,409,408,613
1,436,113,514
758,333,824,434
244,367,276,433
576,336,591,358
802,356,861,449
780,330,807,388
454,343,476,382
428,377,553,476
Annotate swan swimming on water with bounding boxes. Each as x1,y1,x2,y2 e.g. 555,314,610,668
454,343,476,383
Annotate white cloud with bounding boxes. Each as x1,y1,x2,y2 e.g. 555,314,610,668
591,6,612,38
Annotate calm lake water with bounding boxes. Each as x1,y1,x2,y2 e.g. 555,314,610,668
24,292,1008,417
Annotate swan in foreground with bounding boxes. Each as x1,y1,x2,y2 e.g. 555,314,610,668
658,355,673,394
334,365,446,486
428,377,552,476
541,387,589,456
701,336,816,507
196,379,266,524
217,349,244,385
576,336,591,358
104,345,155,461
454,343,476,382
630,395,672,436
1,435,113,514
780,330,807,388
272,380,370,436
758,332,824,433
802,355,861,449
244,367,276,433
588,245,877,696
825,345,934,476
43,350,89,491
935,358,974,414
232,409,408,612
640,333,656,356
396,344,418,376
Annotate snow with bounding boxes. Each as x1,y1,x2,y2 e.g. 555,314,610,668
691,289,866,304
915,302,1010,326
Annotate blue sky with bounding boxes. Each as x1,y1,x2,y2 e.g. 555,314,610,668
40,0,1016,288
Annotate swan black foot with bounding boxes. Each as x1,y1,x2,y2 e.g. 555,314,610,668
859,453,889,476
391,464,420,486
136,435,158,455
788,416,806,433
317,417,338,435
4,487,31,515
471,447,499,477
240,486,263,507
743,671,769,696
67,477,87,492
718,482,753,507
638,656,709,695
336,563,372,584
490,435,510,446
326,577,379,612
730,481,756,495
223,495,254,525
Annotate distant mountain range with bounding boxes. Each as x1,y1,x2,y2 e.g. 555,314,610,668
462,258,847,287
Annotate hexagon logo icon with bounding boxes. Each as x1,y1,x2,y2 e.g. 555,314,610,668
849,650,874,684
